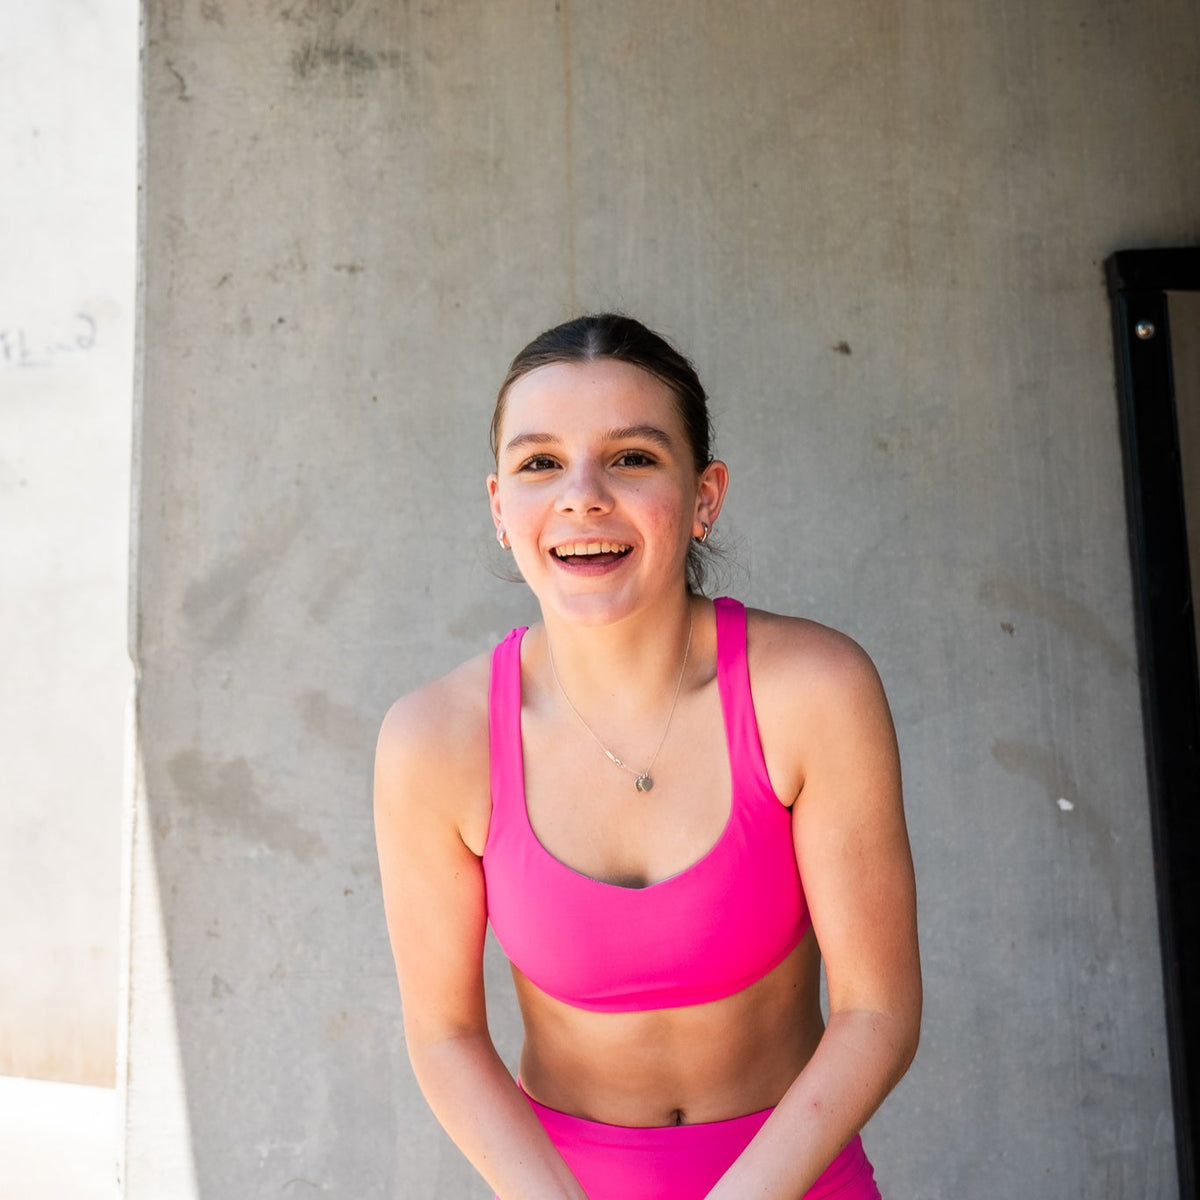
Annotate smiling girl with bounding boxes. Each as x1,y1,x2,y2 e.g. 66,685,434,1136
374,314,920,1199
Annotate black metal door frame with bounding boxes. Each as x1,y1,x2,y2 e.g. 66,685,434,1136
1107,246,1200,1199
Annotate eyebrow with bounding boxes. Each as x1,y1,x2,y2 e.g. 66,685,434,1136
502,424,676,455
604,424,675,449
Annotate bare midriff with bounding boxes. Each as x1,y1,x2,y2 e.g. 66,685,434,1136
513,930,823,1128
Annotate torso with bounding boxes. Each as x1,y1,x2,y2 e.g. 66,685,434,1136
513,933,824,1126
470,599,829,1127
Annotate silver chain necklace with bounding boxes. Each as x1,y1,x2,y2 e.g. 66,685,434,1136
545,609,695,793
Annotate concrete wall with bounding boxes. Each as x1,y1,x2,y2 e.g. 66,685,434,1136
127,1,1200,1196
1,3,136,1088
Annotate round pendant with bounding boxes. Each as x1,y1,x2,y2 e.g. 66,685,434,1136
634,774,654,793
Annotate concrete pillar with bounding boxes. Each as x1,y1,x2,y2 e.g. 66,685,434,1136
1,1,135,1089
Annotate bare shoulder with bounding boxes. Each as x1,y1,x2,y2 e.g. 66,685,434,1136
744,606,885,707
377,650,492,763
743,607,895,801
374,651,493,850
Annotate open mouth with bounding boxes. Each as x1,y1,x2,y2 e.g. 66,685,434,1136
551,541,632,563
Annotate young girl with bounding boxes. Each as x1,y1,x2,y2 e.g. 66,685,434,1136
375,314,920,1199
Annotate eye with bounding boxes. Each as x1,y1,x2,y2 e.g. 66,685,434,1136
518,454,559,472
614,450,656,468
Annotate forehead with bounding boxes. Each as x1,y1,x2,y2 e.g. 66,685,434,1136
499,359,684,443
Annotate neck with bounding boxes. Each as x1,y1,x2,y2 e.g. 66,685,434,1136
537,591,699,712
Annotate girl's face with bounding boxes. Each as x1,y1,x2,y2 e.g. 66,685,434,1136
488,358,727,627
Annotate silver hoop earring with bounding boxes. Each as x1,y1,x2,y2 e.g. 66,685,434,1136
696,522,711,544
496,527,510,550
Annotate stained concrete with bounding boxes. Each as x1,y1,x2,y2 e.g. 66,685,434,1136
128,1,1200,1196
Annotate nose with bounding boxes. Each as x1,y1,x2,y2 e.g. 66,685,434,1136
555,460,613,515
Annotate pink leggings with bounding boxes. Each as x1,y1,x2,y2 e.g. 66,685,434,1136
509,1086,881,1200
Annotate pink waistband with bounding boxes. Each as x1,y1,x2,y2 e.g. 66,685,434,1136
519,1080,773,1151
516,1082,879,1199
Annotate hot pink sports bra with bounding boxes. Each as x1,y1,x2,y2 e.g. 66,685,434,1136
482,597,811,1013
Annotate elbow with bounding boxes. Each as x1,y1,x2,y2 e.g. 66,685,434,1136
896,1017,920,1082
404,1024,498,1098
892,987,922,1083
866,1004,919,1098
403,1016,490,1060
838,988,922,1088
825,992,921,1085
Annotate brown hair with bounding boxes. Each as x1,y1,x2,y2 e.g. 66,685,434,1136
491,314,718,592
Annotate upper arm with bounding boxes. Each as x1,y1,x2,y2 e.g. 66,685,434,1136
373,671,492,1051
759,621,920,1037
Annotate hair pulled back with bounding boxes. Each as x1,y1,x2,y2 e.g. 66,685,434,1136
490,314,718,593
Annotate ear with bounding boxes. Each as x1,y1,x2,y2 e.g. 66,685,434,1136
693,459,729,537
486,473,503,534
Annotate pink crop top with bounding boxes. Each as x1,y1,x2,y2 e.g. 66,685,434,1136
482,597,810,1013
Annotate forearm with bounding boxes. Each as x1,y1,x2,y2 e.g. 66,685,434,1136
705,1007,918,1200
409,1032,589,1200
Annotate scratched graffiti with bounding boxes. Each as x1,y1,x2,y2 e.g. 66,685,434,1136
0,313,97,369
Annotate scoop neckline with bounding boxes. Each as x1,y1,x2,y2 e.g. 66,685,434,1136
510,600,739,892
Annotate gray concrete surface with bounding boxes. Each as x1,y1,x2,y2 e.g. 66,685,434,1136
0,3,136,1087
127,1,1200,1197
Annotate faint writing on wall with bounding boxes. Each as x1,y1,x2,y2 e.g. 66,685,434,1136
1,314,97,368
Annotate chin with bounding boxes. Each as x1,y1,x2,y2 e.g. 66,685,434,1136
536,586,642,627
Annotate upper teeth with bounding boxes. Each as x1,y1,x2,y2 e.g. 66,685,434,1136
554,542,630,558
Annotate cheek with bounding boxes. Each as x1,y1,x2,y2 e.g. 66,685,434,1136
494,485,536,529
640,487,694,543
495,492,550,568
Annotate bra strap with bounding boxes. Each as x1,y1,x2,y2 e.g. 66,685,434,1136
713,598,778,801
487,626,527,846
